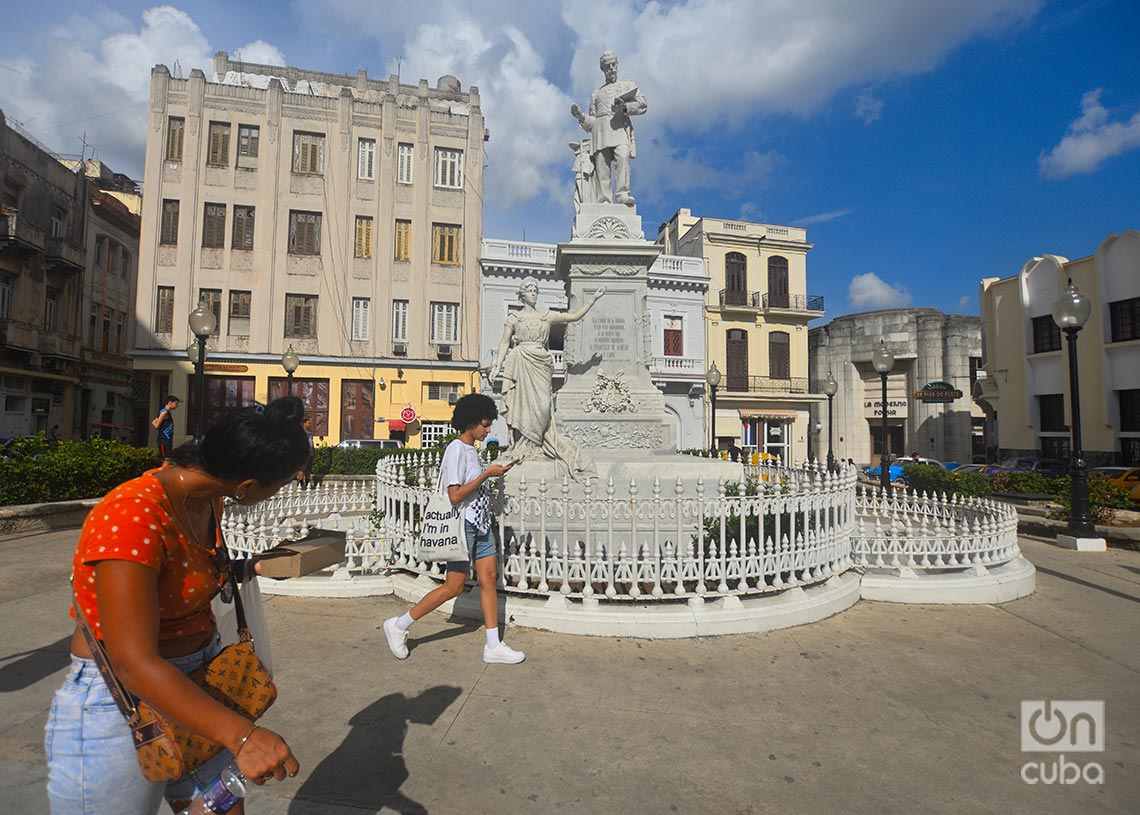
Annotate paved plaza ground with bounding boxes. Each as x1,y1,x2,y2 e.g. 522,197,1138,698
1,529,1137,814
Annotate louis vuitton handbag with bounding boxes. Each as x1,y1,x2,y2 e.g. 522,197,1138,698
74,556,277,782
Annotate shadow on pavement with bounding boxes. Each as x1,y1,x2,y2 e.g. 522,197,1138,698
1034,565,1140,604
289,685,463,815
0,636,71,693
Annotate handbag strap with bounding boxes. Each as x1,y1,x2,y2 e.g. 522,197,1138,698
72,597,141,721
210,504,252,643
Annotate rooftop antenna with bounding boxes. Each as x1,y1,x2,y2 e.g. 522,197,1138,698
78,131,90,163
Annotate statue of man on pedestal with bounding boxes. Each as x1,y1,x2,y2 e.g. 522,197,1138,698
570,50,647,207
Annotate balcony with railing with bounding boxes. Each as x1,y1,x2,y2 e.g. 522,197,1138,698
723,375,810,394
481,239,558,265
45,236,85,273
650,355,704,376
0,210,48,254
762,293,825,314
718,289,761,310
39,329,82,360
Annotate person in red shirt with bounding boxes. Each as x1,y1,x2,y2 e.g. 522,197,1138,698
46,397,311,814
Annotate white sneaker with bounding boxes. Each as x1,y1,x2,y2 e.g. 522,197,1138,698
483,642,525,664
383,617,409,660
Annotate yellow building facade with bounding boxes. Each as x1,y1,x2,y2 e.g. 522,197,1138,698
978,230,1140,465
658,209,823,462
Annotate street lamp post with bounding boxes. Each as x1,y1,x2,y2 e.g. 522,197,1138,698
187,302,216,442
706,362,722,455
871,340,895,495
823,371,838,471
281,346,300,397
1052,278,1100,546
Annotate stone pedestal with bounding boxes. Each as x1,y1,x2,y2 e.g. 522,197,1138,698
554,213,669,452
571,202,645,241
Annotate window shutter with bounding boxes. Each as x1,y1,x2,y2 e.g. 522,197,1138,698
446,305,456,342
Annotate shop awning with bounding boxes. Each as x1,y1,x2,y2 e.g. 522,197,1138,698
388,420,406,431
738,409,799,421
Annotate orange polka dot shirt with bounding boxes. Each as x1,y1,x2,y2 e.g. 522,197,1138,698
71,470,225,641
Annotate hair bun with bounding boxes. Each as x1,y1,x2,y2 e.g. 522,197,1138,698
263,396,305,429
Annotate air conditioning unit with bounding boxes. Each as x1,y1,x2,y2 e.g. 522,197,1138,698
393,342,407,356
448,391,460,405
436,344,452,358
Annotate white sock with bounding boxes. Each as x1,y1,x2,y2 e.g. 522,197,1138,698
485,628,501,648
396,612,415,632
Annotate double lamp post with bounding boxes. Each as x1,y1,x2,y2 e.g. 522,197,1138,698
186,301,302,442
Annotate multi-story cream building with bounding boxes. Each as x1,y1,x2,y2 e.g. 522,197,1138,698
0,110,86,438
479,238,710,450
978,230,1140,465
133,53,485,446
657,209,822,462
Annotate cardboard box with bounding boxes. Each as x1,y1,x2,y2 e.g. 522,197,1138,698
255,535,346,579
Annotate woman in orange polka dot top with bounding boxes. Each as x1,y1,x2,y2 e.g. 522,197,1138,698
46,397,312,814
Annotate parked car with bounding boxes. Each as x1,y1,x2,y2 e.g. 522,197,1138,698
952,463,988,475
864,456,948,485
336,438,402,450
983,457,1068,477
1090,466,1140,506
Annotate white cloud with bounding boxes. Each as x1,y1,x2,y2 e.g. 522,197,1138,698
848,273,912,309
0,0,1044,205
1038,88,1140,179
792,209,852,227
0,7,286,178
854,88,883,126
956,295,971,311
738,201,765,222
233,40,287,67
296,0,1043,207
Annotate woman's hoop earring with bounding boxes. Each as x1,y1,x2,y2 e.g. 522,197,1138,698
235,490,247,502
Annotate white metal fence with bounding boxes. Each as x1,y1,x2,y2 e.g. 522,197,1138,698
221,458,1023,593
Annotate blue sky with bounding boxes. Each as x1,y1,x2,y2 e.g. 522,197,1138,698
1,0,1137,319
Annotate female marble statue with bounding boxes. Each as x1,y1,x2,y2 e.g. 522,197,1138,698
489,277,605,478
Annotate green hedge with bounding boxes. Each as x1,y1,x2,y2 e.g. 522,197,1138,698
0,438,160,506
900,463,1131,523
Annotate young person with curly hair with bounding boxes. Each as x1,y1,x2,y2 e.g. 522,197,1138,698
383,393,524,664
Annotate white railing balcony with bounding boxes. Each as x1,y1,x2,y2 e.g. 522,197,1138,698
650,355,703,376
551,350,565,371
481,240,557,265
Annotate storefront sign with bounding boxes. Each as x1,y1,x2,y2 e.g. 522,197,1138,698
865,399,908,418
204,363,249,373
914,381,963,403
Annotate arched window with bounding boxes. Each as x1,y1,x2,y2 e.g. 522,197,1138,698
767,256,789,309
726,328,748,391
725,252,747,306
769,331,790,380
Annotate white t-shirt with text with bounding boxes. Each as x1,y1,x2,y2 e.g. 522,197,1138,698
440,438,490,533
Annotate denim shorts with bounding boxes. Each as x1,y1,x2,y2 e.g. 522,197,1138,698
45,634,238,814
445,521,496,572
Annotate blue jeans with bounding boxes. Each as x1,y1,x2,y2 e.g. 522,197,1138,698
445,521,496,572
45,635,237,814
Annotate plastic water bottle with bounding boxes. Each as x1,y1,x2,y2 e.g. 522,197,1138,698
180,764,247,814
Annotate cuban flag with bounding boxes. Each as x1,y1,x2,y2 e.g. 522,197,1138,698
741,419,755,447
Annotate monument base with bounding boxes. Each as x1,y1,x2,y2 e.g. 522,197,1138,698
502,451,743,500
572,202,645,241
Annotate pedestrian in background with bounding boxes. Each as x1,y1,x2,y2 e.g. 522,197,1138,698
151,395,180,460
383,393,523,664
